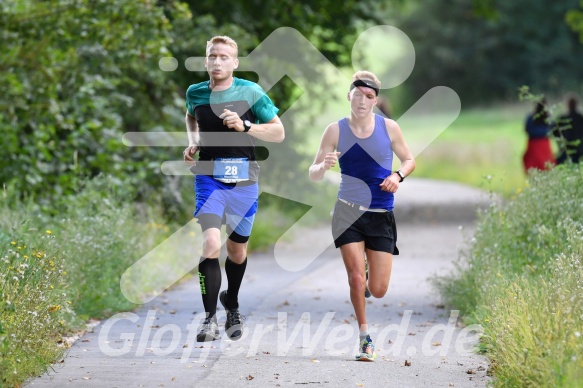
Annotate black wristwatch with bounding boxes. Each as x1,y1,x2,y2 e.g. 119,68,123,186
243,120,252,132
396,169,405,182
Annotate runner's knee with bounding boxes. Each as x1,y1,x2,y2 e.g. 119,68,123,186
202,234,221,257
368,282,388,298
226,238,248,263
347,272,366,291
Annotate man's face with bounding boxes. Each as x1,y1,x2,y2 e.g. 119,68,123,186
348,86,377,118
205,43,239,81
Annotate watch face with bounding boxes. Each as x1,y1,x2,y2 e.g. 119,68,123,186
244,120,251,126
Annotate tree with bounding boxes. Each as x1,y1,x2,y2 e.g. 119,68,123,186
566,1,583,42
398,0,583,106
0,0,185,208
0,0,398,212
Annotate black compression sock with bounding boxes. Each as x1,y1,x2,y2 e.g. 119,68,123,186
197,257,221,319
224,257,247,310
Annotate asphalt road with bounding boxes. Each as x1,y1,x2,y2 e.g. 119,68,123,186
27,178,492,388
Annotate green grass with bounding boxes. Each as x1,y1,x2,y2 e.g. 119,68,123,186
410,104,536,196
0,176,173,386
433,164,583,387
0,221,70,386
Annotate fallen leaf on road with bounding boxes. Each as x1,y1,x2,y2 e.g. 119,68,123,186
432,342,441,346
404,360,412,366
467,369,476,374
310,358,320,363
246,375,254,380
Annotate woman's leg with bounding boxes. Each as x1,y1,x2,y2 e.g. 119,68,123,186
364,249,393,298
340,242,368,332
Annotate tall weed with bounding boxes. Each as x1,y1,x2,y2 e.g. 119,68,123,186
0,218,71,386
434,164,583,386
0,176,171,385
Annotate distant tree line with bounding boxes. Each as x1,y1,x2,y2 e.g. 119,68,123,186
398,0,583,106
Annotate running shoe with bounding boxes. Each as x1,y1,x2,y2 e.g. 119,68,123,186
196,317,220,342
219,290,245,340
355,335,377,361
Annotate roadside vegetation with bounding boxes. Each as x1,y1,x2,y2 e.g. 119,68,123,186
434,164,583,387
0,177,171,385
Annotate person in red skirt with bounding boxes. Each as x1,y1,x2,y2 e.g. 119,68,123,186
523,99,555,172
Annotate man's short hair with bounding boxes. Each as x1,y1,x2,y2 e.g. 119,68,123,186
206,36,238,57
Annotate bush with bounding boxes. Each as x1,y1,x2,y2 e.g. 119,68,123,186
50,176,175,318
434,163,583,387
0,175,173,385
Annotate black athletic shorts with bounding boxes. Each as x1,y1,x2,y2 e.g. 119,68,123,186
331,199,399,255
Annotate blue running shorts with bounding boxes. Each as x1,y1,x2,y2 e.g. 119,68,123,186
194,175,258,238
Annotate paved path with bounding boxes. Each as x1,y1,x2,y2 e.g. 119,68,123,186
27,178,492,387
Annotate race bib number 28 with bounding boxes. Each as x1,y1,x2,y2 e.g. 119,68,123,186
213,158,250,183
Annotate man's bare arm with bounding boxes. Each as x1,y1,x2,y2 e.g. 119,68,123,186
184,112,199,162
219,109,285,143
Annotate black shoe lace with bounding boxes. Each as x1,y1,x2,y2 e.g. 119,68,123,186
227,310,245,326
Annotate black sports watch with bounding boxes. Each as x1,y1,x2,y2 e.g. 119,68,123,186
396,169,405,182
243,120,252,132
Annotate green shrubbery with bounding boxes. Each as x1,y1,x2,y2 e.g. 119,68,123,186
435,164,583,387
0,176,172,386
